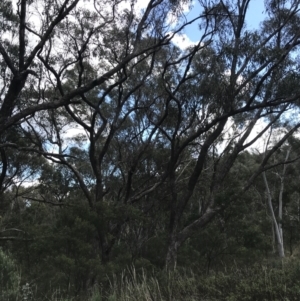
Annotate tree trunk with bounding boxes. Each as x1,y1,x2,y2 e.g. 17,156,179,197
263,172,285,258
97,228,114,264
165,233,179,271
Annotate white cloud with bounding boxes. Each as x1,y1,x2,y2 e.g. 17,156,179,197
217,118,276,154
170,32,198,49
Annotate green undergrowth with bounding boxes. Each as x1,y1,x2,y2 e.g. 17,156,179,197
0,248,20,301
2,255,300,300
102,261,300,301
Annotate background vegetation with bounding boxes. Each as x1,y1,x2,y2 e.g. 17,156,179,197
2,0,300,299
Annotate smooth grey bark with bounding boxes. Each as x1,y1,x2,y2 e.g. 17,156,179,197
262,148,291,258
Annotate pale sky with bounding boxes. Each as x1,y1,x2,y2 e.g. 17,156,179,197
180,0,266,46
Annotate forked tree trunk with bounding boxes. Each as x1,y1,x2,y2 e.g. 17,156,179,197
263,172,285,258
262,148,290,258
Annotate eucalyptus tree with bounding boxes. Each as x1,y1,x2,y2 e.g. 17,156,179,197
2,0,300,272
0,0,203,262
0,0,195,256
0,0,190,193
156,0,300,268
259,131,300,258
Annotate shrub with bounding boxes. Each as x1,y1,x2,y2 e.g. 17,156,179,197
0,248,21,300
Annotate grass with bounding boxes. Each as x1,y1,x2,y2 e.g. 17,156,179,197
3,255,300,300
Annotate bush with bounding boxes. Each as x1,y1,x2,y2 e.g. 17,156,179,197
0,248,21,300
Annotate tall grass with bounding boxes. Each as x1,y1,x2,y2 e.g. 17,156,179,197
103,267,203,301
3,257,300,300
98,260,300,301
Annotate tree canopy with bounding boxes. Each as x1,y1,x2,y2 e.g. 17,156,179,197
2,0,300,299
